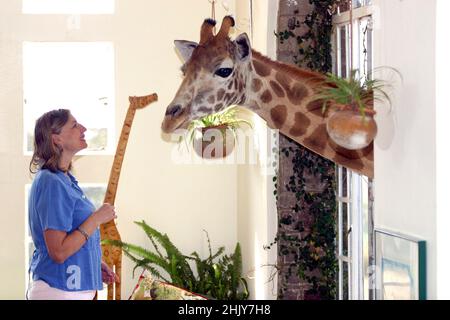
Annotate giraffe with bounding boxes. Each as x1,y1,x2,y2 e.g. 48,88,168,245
161,16,374,178
101,93,158,300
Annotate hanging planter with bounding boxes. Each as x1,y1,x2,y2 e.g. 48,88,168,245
326,109,377,150
313,69,398,150
180,106,252,159
193,124,235,159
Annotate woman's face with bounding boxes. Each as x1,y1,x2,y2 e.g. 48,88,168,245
53,114,87,154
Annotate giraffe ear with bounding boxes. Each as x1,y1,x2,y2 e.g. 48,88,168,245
234,33,251,61
174,40,198,63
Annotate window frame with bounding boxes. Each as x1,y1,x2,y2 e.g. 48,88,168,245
332,2,375,300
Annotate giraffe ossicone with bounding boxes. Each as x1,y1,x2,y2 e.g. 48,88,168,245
162,16,374,178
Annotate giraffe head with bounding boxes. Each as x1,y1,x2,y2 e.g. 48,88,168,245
162,16,252,133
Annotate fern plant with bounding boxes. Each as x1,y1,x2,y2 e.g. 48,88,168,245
103,220,249,300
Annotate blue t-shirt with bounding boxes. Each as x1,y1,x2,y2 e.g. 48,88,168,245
28,169,103,291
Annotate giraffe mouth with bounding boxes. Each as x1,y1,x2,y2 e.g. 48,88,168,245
161,115,190,133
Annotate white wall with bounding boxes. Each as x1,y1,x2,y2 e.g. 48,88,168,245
436,0,450,300
373,0,437,299
0,0,238,299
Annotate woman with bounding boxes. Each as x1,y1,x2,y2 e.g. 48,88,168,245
27,109,119,300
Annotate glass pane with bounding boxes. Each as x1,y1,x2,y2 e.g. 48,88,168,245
353,0,373,8
338,0,372,12
23,0,115,14
342,202,349,257
363,18,373,74
358,17,373,79
337,200,349,258
23,42,115,154
340,26,348,78
366,20,373,75
342,167,348,198
342,261,349,300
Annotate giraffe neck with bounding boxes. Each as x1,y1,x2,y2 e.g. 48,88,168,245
246,50,322,133
103,107,137,205
243,50,374,178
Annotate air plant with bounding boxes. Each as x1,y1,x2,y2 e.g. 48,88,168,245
181,106,252,149
314,68,401,122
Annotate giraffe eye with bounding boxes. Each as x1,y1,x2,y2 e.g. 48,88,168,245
215,68,233,78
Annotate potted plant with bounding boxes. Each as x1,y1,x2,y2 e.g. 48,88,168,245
183,106,252,159
314,69,398,150
103,220,249,300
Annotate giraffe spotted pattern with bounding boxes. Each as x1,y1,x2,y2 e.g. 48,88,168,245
289,112,311,137
270,105,287,129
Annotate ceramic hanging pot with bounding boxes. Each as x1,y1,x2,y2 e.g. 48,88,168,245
326,110,377,150
193,124,235,159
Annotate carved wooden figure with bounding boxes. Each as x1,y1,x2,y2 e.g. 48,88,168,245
101,93,158,300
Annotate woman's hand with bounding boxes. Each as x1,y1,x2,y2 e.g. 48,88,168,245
101,261,120,285
93,203,117,226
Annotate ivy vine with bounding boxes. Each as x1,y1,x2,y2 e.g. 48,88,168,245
275,0,343,73
280,144,337,299
270,0,342,300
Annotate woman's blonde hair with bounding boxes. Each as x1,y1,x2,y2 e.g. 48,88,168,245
29,109,72,174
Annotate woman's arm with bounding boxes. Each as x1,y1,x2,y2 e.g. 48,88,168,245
44,203,116,264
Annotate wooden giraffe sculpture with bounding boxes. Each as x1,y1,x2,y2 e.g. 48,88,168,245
161,16,374,178
101,93,158,300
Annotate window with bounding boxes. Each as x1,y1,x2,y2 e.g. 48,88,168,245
333,2,374,300
23,42,115,155
23,0,115,14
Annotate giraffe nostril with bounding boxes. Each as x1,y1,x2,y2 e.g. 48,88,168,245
166,105,183,117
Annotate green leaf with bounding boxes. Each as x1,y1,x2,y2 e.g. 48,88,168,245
103,239,169,270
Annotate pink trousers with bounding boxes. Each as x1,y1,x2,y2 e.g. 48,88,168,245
27,280,96,300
